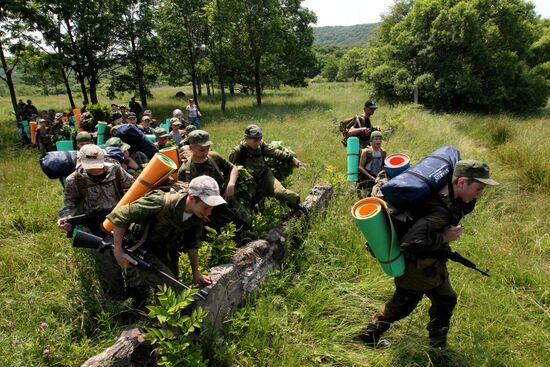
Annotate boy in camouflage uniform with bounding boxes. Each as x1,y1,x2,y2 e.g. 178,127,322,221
229,124,305,213
108,176,226,287
359,160,499,364
57,144,135,300
178,130,251,229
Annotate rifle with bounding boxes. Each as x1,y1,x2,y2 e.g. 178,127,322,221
64,209,112,238
72,231,208,300
447,250,490,277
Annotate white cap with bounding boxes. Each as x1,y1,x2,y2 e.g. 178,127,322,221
188,176,226,207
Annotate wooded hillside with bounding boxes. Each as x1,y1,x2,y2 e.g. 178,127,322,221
313,23,379,46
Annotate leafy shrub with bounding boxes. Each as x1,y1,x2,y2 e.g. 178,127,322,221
265,141,296,182
86,103,112,123
144,285,208,367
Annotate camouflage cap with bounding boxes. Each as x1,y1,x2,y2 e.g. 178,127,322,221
185,125,197,133
188,130,213,147
154,127,170,138
364,100,377,109
76,131,93,143
141,115,151,121
173,109,183,117
188,175,226,207
119,104,127,109
454,160,499,186
244,124,263,138
370,130,383,142
126,112,137,119
105,137,131,152
112,112,123,120
78,144,105,169
170,117,182,126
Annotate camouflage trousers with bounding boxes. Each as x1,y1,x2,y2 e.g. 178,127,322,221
366,278,458,347
255,169,300,209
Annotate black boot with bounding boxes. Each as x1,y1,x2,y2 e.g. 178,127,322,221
428,347,467,367
357,328,391,349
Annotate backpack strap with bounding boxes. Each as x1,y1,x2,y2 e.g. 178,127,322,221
156,192,184,231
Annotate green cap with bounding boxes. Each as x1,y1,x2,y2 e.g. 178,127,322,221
370,130,383,142
105,137,131,152
454,160,499,185
76,131,92,143
244,124,262,138
188,130,213,146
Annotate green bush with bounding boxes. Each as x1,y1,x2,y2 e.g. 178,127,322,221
86,103,112,123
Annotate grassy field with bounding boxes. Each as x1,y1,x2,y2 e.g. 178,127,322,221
0,83,549,366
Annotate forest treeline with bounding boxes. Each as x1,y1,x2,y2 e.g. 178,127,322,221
1,0,550,115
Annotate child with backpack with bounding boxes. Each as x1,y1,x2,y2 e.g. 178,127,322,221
357,131,386,195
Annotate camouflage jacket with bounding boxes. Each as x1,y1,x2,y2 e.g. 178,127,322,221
177,151,233,189
106,190,203,256
395,188,476,290
59,163,135,218
228,141,293,179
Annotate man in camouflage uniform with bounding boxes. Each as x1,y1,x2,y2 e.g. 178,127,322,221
359,160,499,364
178,130,251,229
107,176,226,287
229,124,305,212
345,100,378,149
57,144,135,300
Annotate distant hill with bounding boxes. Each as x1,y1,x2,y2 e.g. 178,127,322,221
313,23,380,47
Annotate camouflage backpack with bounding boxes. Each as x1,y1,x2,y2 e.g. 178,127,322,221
338,115,361,147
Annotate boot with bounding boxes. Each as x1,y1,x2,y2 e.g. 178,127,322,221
428,347,467,367
357,328,391,349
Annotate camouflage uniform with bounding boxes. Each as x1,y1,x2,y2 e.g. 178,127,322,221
60,163,135,300
344,115,373,149
106,189,203,289
363,187,476,348
229,141,300,209
178,151,252,228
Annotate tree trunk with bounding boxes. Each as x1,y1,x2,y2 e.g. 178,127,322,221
64,17,89,103
183,16,200,111
61,68,76,109
253,55,262,106
206,79,211,96
0,40,21,121
198,75,202,96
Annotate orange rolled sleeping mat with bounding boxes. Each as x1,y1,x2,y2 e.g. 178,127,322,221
102,153,178,232
73,109,82,131
159,146,181,179
30,121,38,145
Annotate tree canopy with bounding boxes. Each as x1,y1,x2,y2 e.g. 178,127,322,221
365,0,550,112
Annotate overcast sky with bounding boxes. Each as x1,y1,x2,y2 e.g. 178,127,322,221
302,0,550,27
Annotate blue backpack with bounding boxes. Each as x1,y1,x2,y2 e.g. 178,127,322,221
380,145,461,208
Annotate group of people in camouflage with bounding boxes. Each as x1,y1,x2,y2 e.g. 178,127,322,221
47,97,498,365
55,107,306,305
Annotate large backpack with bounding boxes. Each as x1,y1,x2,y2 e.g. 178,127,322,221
380,146,461,208
338,115,361,147
39,150,77,179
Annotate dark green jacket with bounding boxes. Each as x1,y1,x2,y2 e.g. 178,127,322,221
395,188,476,290
229,141,293,179
178,151,233,189
106,190,203,262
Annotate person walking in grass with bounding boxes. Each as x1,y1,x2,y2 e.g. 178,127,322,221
344,100,378,149
186,98,202,128
358,160,499,365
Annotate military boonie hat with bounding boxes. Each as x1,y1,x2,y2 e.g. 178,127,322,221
78,144,105,169
188,175,226,207
76,131,93,143
154,127,170,138
188,130,213,147
370,130,383,142
170,117,182,126
454,160,499,186
126,112,137,118
364,100,377,109
105,137,131,152
244,124,263,138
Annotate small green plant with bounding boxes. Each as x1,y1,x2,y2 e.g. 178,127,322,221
235,166,256,207
144,285,208,367
203,223,238,267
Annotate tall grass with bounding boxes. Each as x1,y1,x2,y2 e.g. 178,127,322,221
0,83,549,366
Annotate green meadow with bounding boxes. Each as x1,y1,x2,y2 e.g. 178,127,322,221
0,83,548,366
